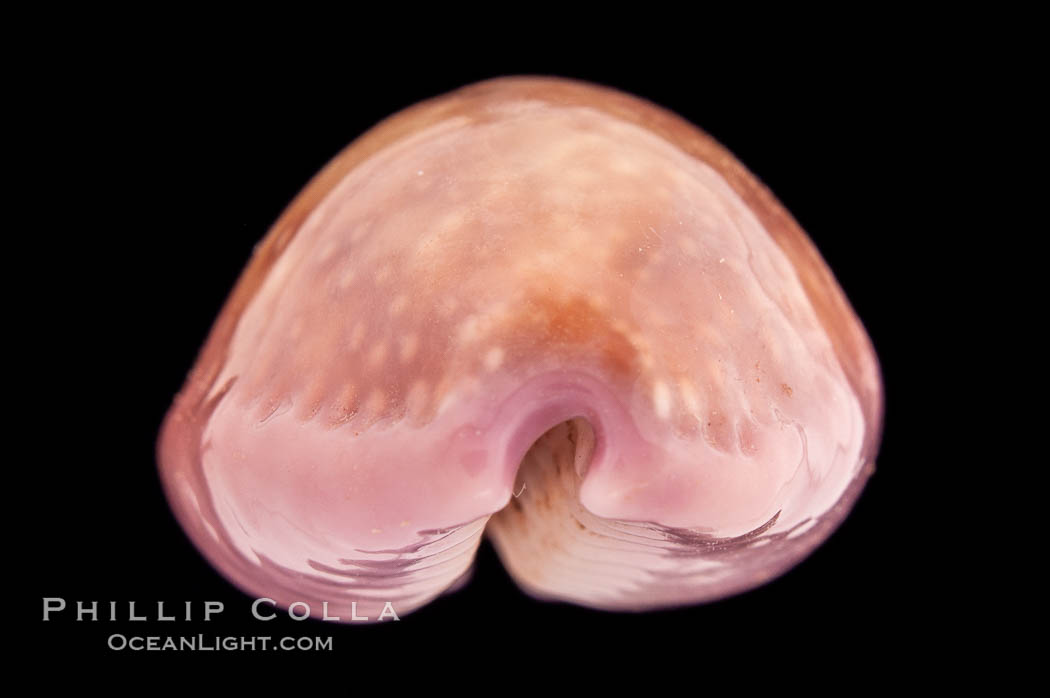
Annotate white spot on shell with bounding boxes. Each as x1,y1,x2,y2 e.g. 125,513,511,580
484,347,504,371
438,209,467,233
350,220,373,243
317,239,339,264
627,332,654,370
367,342,388,368
365,389,386,415
400,334,419,363
438,297,459,317
348,322,366,350
653,381,672,420
679,236,699,257
337,267,356,291
458,315,480,343
389,294,409,316
679,380,700,414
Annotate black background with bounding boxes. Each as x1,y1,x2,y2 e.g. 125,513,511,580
23,33,946,671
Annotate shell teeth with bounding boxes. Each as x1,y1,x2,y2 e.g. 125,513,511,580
486,420,809,611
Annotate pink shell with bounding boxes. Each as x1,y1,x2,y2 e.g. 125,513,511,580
158,76,883,620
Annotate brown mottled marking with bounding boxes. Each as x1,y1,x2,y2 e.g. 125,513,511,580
499,287,642,383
